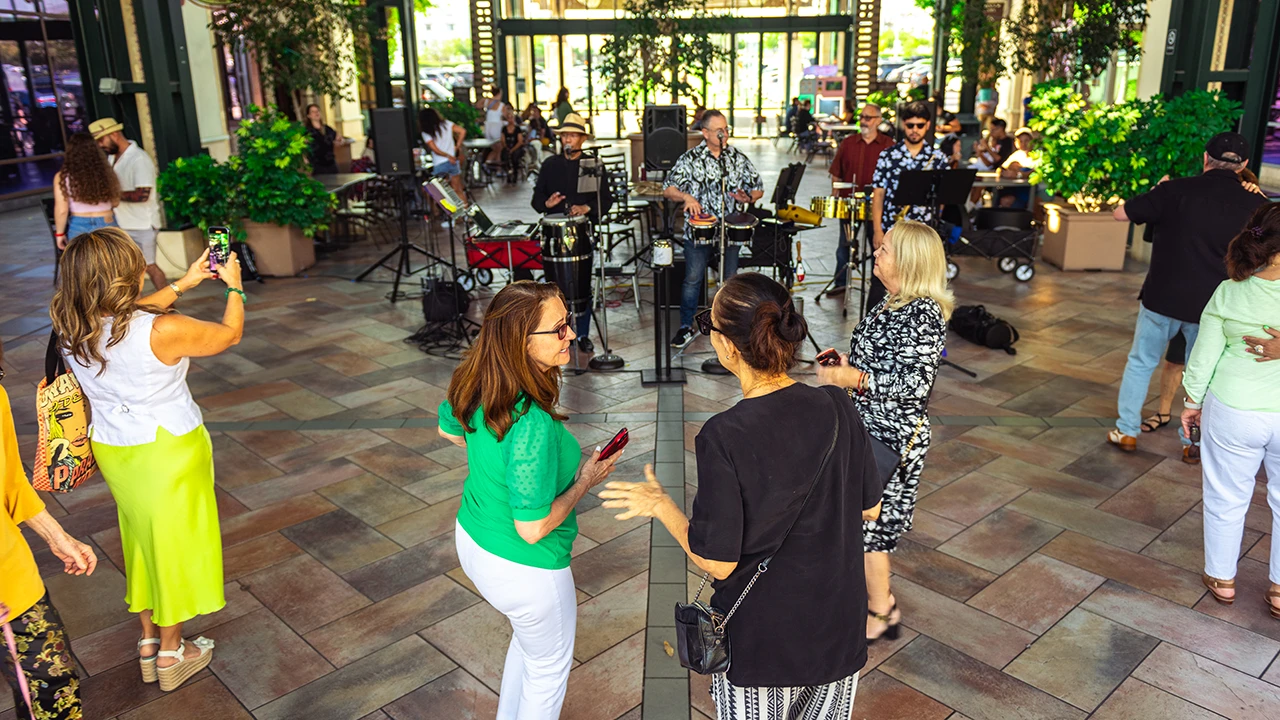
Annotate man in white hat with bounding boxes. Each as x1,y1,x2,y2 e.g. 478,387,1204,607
90,118,165,291
530,112,612,354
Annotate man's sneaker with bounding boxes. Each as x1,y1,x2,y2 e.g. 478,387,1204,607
577,337,594,354
670,326,697,348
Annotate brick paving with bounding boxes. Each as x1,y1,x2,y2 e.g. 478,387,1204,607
2,141,1277,719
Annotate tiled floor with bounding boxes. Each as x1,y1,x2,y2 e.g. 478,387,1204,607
2,141,1278,719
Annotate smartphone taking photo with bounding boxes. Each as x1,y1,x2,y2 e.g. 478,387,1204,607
207,226,230,278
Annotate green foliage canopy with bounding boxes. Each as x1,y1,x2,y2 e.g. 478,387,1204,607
598,0,730,108
158,106,336,238
1027,81,1243,212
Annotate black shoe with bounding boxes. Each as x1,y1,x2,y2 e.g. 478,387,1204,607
670,326,697,348
577,337,594,354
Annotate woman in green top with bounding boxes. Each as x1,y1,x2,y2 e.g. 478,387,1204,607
1181,203,1280,618
439,281,619,718
553,87,574,126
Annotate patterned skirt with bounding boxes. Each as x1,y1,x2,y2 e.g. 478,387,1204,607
710,671,859,720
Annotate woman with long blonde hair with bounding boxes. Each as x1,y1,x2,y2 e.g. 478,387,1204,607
438,281,619,718
53,131,120,250
50,227,246,692
816,220,952,643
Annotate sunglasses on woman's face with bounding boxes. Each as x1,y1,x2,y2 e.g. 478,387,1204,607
529,315,573,341
694,309,723,337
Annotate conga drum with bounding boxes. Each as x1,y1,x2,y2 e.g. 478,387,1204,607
688,212,719,243
537,215,593,314
724,212,759,244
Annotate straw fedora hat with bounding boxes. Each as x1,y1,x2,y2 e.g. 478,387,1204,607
89,117,124,140
554,113,592,138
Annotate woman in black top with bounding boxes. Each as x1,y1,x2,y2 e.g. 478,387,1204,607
816,220,952,645
600,273,882,720
304,103,339,174
500,114,526,184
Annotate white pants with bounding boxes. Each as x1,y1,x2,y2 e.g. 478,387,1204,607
1201,393,1280,584
455,522,576,720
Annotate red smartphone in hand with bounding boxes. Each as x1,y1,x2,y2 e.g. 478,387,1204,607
599,428,629,460
816,348,841,367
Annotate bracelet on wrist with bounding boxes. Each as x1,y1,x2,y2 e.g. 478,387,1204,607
168,282,184,298
225,287,247,304
1183,398,1202,410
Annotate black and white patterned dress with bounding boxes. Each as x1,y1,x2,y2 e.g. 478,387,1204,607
849,296,946,552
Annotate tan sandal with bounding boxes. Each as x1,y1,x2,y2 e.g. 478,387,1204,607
138,637,160,683
156,637,214,692
1267,589,1280,619
1202,574,1235,605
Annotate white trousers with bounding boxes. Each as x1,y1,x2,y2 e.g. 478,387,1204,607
1201,393,1280,585
455,522,577,720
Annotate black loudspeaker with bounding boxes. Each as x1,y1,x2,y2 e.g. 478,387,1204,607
371,108,413,176
644,104,686,171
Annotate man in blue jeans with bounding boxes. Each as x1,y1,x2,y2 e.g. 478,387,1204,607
664,110,764,347
1108,132,1267,459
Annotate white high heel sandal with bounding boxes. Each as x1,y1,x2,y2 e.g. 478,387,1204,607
155,636,215,692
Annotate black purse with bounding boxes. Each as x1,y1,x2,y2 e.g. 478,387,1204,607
849,388,926,491
674,394,841,675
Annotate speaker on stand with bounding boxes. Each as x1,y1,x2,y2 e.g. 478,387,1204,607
643,104,687,172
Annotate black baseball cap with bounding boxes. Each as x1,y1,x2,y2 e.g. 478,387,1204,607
1206,132,1249,163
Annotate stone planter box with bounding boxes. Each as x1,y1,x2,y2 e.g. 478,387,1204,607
1040,204,1128,271
155,226,205,280
242,220,315,277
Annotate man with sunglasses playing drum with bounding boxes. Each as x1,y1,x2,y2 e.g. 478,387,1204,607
868,101,949,313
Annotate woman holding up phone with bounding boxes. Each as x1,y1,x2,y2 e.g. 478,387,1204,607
438,281,620,719
50,227,245,692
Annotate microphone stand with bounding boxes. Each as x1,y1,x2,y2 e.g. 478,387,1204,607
581,146,625,371
702,130,732,376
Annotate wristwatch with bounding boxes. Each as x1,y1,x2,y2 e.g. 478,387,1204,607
168,282,184,298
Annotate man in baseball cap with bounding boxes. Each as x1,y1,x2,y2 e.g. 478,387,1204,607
1107,130,1266,458
90,118,166,292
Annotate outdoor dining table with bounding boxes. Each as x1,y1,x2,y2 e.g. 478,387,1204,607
973,171,1041,212
463,138,498,189
314,172,377,244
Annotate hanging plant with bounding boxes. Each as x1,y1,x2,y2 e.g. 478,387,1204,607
1003,0,1148,85
598,0,731,110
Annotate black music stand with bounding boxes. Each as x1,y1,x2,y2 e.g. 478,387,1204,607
895,168,979,378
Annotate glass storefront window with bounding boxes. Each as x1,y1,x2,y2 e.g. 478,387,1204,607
0,2,81,196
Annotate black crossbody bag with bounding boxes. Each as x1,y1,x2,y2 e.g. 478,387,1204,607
674,393,840,675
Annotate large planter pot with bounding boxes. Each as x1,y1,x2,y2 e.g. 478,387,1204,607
242,220,315,277
1040,203,1128,271
627,131,704,181
155,226,206,280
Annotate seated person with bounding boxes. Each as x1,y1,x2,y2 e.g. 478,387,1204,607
500,115,526,184
996,128,1037,208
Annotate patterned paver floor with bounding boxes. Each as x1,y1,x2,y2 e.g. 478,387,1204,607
2,141,1276,719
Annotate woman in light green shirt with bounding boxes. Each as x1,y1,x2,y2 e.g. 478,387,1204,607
1181,203,1280,618
438,281,618,718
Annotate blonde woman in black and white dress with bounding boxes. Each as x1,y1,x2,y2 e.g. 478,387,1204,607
816,219,951,644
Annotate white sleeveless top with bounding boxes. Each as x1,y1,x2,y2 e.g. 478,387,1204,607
66,311,204,447
484,100,505,142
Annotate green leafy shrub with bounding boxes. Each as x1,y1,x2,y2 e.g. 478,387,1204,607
157,105,336,238
156,153,239,234
1027,83,1241,212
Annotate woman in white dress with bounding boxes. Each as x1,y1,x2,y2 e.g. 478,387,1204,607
480,87,506,164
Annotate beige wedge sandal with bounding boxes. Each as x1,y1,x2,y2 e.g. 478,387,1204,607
156,636,215,692
1267,588,1280,620
138,638,160,683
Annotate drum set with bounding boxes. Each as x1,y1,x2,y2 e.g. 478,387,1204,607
810,182,874,318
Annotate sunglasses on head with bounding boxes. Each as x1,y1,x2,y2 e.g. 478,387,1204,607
694,309,723,337
529,315,573,341
904,121,929,129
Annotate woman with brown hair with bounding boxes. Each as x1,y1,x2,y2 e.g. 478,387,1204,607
53,131,119,249
1181,202,1280,616
437,281,620,718
600,273,883,720
50,227,245,692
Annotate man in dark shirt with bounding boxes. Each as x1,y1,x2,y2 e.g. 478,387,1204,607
975,118,1015,169
531,112,613,353
826,102,892,294
1107,132,1268,454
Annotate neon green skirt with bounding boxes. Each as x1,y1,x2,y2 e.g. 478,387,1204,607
92,425,225,626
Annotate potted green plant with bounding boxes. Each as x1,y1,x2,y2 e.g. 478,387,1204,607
156,154,239,278
1029,82,1241,270
234,106,336,276
156,106,336,277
